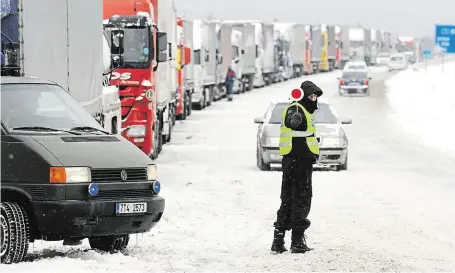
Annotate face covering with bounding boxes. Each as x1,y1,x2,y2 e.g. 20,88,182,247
300,94,319,113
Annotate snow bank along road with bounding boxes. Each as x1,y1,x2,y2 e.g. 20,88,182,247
6,68,455,272
386,60,455,158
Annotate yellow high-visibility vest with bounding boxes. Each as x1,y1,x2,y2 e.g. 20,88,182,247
279,102,319,156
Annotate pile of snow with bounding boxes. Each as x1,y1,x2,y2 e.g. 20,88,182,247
385,61,455,157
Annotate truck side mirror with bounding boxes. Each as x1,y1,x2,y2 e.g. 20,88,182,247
110,29,124,55
184,46,191,65
112,55,124,68
156,31,168,54
158,52,167,63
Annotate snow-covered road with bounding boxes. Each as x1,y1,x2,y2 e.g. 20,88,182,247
6,68,455,272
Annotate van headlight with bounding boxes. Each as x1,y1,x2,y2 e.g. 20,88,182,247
50,167,91,184
147,164,158,181
126,125,146,137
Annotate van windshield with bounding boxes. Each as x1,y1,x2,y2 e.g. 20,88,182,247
1,84,104,133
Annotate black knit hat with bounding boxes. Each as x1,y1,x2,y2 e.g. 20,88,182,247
300,81,323,97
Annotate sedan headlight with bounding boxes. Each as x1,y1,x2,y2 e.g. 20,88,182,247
50,167,91,184
126,125,146,137
321,137,346,147
264,137,279,147
147,164,158,181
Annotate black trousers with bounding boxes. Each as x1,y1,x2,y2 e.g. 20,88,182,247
274,156,313,231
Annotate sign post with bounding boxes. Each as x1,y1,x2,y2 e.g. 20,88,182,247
435,24,455,74
423,49,432,76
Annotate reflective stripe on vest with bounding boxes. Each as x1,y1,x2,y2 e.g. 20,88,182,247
279,102,319,156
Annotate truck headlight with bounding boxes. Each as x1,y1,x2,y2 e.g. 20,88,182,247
50,167,91,184
126,125,146,137
264,137,279,147
147,164,158,181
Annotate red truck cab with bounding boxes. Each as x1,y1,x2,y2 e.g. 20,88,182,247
103,0,167,159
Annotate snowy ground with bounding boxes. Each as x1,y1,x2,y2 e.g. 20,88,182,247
5,67,455,272
385,60,455,158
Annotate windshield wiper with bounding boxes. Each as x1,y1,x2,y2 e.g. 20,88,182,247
70,126,109,135
12,126,81,135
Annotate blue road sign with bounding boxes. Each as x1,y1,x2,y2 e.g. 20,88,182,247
423,49,432,59
435,25,455,54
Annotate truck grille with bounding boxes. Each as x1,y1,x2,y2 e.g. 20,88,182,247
95,189,153,200
91,168,147,182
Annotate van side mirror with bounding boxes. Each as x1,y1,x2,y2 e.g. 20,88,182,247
184,46,191,65
110,29,124,55
254,118,263,124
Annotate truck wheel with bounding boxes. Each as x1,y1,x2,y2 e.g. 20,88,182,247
89,234,130,252
165,112,173,143
207,88,213,106
151,119,161,159
187,92,192,116
1,202,30,264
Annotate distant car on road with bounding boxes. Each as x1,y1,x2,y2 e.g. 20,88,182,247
388,53,408,71
338,69,372,96
376,52,391,66
254,100,351,171
343,61,368,71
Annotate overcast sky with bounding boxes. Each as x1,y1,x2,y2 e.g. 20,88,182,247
174,0,454,38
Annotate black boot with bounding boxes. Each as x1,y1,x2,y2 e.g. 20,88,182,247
271,229,287,253
290,228,312,253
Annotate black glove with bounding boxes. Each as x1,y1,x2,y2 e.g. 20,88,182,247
289,112,303,128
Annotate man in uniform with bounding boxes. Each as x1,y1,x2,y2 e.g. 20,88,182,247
271,80,323,254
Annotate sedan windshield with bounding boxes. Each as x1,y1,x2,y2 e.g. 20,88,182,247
269,103,339,124
342,71,368,78
1,84,104,133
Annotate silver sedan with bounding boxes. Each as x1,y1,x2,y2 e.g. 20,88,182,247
254,100,352,171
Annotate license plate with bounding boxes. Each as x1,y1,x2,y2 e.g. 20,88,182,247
116,202,147,214
349,82,360,86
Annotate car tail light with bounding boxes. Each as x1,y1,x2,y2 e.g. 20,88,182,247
364,79,368,85
339,79,344,85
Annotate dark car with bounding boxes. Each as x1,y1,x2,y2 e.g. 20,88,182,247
1,77,165,264
337,69,372,96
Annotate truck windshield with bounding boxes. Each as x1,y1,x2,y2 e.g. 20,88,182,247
1,84,104,133
122,27,152,68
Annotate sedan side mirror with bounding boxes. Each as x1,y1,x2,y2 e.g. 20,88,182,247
254,118,263,124
341,118,352,124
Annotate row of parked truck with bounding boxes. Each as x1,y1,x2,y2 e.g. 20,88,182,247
1,0,407,161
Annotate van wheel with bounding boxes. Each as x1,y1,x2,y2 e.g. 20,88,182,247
336,157,348,171
1,202,30,264
111,118,118,134
89,234,130,252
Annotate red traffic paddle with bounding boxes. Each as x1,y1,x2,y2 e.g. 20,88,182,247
290,88,304,112
290,88,304,101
